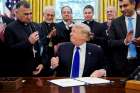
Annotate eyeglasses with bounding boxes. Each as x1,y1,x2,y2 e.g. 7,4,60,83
46,14,54,17
23,12,32,16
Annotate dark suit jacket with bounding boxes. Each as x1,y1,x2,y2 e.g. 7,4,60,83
55,42,104,77
40,21,57,58
4,20,44,76
56,21,71,43
83,20,107,48
108,15,140,76
40,21,58,76
2,16,14,25
0,16,14,76
40,21,57,45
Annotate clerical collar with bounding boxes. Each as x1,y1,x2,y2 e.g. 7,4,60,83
17,20,30,26
84,20,93,24
45,20,53,24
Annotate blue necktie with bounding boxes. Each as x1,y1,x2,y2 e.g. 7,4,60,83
127,17,137,59
71,47,80,78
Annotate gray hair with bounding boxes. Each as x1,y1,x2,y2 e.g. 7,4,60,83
43,6,55,14
61,6,72,14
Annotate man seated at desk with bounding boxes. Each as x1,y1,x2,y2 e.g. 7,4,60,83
50,23,106,78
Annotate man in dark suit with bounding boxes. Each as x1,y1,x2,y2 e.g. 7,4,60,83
82,5,111,75
108,0,140,76
102,6,117,35
40,6,57,76
0,13,13,75
0,11,14,25
0,22,7,75
51,23,106,77
83,5,107,48
4,0,44,76
40,6,57,60
1,16,14,24
55,6,74,43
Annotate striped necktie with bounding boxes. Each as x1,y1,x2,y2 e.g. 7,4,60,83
127,17,137,59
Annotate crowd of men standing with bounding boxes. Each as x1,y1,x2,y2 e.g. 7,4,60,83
0,0,140,78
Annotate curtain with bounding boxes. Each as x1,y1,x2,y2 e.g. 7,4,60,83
25,0,121,23
26,0,55,23
99,0,121,22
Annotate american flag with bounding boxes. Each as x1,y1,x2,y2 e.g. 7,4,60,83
5,0,20,10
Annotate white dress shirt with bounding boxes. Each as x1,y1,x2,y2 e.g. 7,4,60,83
125,12,137,37
63,20,73,30
70,43,86,77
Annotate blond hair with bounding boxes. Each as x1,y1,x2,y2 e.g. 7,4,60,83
72,22,93,41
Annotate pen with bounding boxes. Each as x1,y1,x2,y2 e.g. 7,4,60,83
72,78,90,85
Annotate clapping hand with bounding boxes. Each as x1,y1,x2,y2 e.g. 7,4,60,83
124,31,133,45
50,56,59,69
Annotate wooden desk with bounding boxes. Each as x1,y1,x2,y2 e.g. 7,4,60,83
0,77,140,93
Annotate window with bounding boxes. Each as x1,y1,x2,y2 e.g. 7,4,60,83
0,0,5,14
55,0,99,22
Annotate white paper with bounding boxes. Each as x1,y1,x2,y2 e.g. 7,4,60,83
75,77,110,84
49,78,85,87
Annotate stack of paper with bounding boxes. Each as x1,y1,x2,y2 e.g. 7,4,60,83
48,77,111,87
49,78,85,87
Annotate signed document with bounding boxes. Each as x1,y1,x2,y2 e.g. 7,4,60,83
49,78,85,87
75,77,110,84
48,77,110,87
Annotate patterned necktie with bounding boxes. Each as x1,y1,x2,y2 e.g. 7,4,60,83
71,47,80,78
127,17,137,59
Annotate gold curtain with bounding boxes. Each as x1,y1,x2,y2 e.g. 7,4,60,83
26,0,55,23
99,0,121,22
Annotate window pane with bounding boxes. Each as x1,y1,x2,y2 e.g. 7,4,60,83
55,0,99,22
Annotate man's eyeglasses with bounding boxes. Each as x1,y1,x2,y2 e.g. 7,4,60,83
46,14,54,17
23,12,32,16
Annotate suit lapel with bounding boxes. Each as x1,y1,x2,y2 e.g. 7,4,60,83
120,16,127,37
83,44,93,76
91,20,95,33
61,21,68,30
68,44,75,75
135,15,140,37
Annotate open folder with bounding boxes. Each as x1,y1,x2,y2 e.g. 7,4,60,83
48,77,111,87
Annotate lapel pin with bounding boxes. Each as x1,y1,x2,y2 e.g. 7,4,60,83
88,52,92,55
